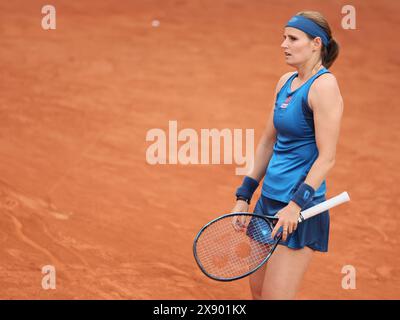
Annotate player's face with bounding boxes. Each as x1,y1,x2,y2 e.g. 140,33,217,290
281,27,319,67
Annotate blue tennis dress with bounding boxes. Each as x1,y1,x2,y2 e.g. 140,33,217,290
256,67,331,252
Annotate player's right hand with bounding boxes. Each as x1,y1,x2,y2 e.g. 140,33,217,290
231,200,249,231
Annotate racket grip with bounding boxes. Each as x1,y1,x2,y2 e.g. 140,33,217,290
298,192,350,222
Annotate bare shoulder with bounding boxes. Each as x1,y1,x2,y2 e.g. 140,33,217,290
309,73,343,110
311,73,341,95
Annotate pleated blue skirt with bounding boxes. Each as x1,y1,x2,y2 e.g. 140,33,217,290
252,194,330,252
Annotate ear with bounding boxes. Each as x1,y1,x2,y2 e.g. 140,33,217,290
312,37,323,51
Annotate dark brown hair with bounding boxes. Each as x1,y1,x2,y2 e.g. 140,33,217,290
297,11,339,68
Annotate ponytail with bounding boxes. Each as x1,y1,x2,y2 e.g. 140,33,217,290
322,37,339,69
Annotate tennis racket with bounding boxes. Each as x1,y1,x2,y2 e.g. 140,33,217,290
193,191,350,281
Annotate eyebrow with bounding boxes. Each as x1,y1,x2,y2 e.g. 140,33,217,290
283,34,297,38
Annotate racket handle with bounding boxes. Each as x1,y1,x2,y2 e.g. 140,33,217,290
299,191,350,222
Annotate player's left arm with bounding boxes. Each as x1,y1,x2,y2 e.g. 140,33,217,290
301,73,344,191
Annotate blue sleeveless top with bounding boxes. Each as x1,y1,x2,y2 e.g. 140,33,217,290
261,67,331,203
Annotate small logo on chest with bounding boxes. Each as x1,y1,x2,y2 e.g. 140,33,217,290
280,96,292,109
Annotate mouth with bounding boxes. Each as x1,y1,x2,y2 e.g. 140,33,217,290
284,52,292,57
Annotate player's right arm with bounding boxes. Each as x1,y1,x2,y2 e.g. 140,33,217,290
232,72,294,213
247,72,294,182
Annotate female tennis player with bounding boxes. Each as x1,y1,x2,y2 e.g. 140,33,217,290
232,11,343,299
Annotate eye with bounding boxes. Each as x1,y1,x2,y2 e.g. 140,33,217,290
283,35,297,41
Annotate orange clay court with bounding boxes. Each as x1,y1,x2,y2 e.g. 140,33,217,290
0,0,399,299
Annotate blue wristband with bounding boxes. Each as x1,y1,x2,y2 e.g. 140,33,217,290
291,183,315,210
235,176,259,203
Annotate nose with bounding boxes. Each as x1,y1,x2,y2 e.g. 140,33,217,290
281,39,288,49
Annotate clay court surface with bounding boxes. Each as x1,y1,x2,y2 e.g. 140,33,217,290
0,0,399,299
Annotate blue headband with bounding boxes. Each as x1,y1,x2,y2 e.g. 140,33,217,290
286,15,330,47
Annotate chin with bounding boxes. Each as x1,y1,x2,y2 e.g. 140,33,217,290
285,61,297,67
284,56,294,66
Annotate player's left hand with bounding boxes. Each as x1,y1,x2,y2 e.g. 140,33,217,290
271,202,301,241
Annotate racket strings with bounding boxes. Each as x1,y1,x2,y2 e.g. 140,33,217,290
195,215,277,280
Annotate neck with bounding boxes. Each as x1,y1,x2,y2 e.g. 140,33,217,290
296,59,323,81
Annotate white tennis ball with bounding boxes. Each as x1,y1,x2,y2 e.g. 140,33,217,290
152,20,160,27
